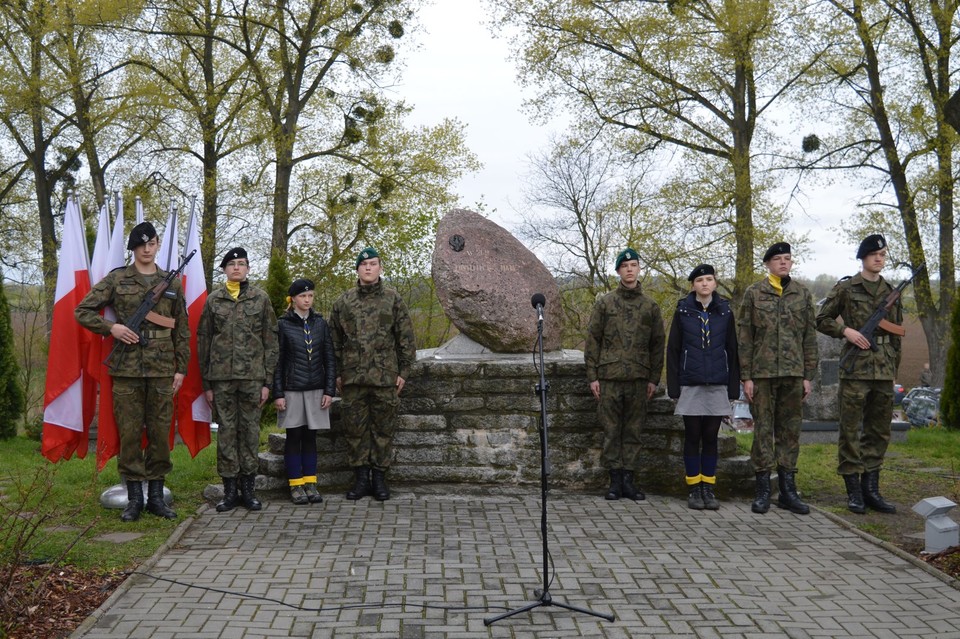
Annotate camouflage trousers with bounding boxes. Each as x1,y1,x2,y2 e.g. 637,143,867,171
837,378,893,475
340,384,400,471
112,376,174,481
597,379,649,471
750,377,803,473
209,379,263,477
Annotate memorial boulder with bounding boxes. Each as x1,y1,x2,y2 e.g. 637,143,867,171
432,209,561,352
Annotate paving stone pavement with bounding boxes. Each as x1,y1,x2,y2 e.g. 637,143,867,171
73,488,960,639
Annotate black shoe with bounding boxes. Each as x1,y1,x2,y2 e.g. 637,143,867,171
687,483,704,510
371,469,391,501
303,483,323,504
776,467,810,515
701,482,719,510
751,471,771,514
861,470,896,513
239,474,262,511
842,473,866,514
121,480,144,522
217,477,240,512
621,470,644,501
346,466,372,500
145,479,176,519
605,469,622,500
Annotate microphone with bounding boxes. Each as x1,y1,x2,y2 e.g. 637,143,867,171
531,293,546,321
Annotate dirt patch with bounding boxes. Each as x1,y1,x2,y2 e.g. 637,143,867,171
1,565,127,639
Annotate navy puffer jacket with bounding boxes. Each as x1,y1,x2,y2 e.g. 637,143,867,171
273,308,336,398
666,291,740,400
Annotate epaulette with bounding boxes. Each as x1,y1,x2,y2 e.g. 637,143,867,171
109,265,126,273
837,275,852,283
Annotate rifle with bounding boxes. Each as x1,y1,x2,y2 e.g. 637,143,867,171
838,262,925,374
104,249,197,366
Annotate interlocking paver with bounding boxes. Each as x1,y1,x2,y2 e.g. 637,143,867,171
72,490,960,638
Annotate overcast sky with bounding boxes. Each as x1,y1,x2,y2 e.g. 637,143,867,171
397,1,868,280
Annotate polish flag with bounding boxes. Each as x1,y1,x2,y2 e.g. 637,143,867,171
42,194,96,462
92,200,127,471
157,202,179,272
176,199,211,456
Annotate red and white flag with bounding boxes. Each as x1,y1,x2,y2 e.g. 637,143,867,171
91,199,127,471
42,194,96,462
176,199,211,456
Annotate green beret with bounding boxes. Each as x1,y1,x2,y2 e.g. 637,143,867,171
355,247,380,269
615,248,639,271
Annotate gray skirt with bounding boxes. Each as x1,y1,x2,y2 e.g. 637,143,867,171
278,389,331,431
674,385,732,417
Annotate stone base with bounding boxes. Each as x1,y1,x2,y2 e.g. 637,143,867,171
258,348,755,497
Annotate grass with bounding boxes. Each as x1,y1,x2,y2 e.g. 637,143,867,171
0,436,221,571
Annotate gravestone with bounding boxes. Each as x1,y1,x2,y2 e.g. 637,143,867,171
432,209,561,352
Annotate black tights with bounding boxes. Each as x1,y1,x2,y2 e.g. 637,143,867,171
683,415,721,478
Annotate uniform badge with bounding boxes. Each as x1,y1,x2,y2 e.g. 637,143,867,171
141,233,149,242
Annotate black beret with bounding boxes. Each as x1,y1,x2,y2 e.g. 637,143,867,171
762,242,791,262
615,248,639,271
287,278,315,297
687,264,716,282
219,247,248,269
126,222,157,250
856,234,886,259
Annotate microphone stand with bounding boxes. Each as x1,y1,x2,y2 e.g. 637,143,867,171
484,307,615,626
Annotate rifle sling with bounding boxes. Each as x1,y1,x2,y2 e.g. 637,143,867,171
877,318,905,337
145,310,176,329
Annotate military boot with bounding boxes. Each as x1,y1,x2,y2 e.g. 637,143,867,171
621,470,644,501
371,469,391,501
239,474,262,511
861,470,896,513
842,473,866,514
776,467,810,515
605,469,622,500
700,478,719,510
216,477,240,512
121,480,144,522
145,479,176,519
751,471,771,514
687,481,704,510
346,466,372,500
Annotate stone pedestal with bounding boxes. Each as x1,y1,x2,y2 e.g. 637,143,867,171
257,339,755,497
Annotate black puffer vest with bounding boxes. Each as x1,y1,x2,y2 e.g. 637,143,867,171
273,308,336,397
674,292,733,386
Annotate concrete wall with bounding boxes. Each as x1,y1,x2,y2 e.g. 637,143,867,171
258,348,755,497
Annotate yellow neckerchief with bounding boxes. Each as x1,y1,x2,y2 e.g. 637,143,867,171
226,280,242,300
767,273,784,297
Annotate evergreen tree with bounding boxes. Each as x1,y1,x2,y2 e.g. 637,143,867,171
939,294,960,430
265,251,291,319
0,278,25,438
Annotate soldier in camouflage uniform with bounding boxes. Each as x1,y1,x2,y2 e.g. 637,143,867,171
330,247,417,501
738,242,818,515
75,222,190,522
584,248,665,502
816,234,902,515
198,247,279,512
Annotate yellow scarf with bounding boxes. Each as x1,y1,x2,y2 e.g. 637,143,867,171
226,280,241,300
767,273,783,296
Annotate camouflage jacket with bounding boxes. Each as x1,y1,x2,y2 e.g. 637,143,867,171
816,273,902,380
197,283,279,389
74,264,190,378
330,279,417,387
584,282,665,383
737,276,818,381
